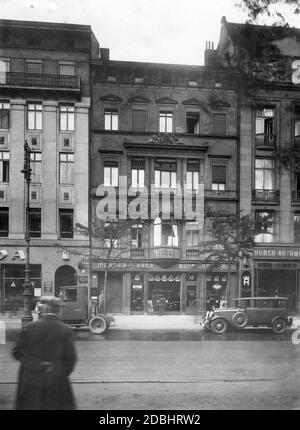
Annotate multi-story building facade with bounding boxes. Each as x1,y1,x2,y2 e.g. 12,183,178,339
216,17,300,313
0,19,99,312
90,54,239,314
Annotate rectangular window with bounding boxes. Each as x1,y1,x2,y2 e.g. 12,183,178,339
0,101,10,129
59,63,75,76
0,152,9,182
59,153,74,184
0,207,9,237
255,211,274,243
26,61,42,74
131,224,143,248
213,113,226,135
29,208,41,238
212,165,226,191
154,159,177,188
255,159,274,190
159,111,173,133
60,105,75,131
59,209,74,239
295,106,300,137
186,112,200,134
154,218,178,247
256,107,275,144
187,160,200,190
30,152,42,183
104,108,119,131
104,160,119,186
27,103,42,130
0,59,10,84
132,110,146,131
131,158,145,188
186,229,199,247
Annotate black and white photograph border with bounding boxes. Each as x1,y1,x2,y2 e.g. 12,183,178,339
0,0,300,415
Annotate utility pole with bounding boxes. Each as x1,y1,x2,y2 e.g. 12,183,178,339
21,140,32,327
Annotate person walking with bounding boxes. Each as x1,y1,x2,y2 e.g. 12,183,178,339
12,296,77,410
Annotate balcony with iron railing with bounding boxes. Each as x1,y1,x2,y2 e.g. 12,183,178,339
0,72,80,92
252,189,280,202
255,133,276,148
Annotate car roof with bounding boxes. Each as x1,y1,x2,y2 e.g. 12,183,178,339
233,297,288,300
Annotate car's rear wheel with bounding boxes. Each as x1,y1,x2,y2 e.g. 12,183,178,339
88,315,109,334
272,318,287,334
210,318,228,334
232,311,248,328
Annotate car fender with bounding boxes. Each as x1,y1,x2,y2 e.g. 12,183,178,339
271,315,288,326
210,315,231,324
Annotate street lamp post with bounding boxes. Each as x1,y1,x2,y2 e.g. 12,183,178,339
21,141,32,327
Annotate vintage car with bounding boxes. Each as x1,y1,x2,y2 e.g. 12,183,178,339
204,297,293,334
36,285,113,334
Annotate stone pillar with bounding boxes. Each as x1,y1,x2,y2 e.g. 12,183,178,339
144,273,149,314
122,272,131,314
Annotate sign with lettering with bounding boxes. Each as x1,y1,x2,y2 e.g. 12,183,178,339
253,247,300,259
242,271,251,289
91,261,236,272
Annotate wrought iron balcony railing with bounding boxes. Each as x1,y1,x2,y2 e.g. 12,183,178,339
131,248,145,257
255,133,276,147
151,246,181,266
252,189,280,202
0,72,80,91
186,249,200,258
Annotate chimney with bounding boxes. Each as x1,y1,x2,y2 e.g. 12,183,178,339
100,48,110,61
204,41,216,66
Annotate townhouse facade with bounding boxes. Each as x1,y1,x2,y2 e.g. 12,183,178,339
0,19,98,312
90,55,240,314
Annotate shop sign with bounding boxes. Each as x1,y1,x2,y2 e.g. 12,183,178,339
79,276,88,283
242,271,251,289
253,247,300,259
12,250,25,260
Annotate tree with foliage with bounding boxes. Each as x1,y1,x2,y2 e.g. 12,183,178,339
60,219,138,314
199,208,271,303
236,0,300,25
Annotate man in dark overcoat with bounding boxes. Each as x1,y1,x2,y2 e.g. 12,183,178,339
12,296,77,410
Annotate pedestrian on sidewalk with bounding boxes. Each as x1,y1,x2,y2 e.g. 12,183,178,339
12,296,77,410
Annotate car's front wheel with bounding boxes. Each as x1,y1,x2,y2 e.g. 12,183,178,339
272,318,287,334
210,318,228,334
232,311,248,328
88,315,109,334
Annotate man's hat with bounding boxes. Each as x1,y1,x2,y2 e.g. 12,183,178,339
39,296,64,308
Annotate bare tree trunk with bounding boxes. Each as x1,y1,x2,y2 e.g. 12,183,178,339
103,265,108,314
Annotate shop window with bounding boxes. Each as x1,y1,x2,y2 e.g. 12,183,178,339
59,209,73,239
104,108,119,130
29,208,41,238
295,106,300,137
0,207,9,237
148,272,181,313
206,273,228,309
132,109,146,131
154,217,178,247
0,101,10,129
131,158,145,188
186,159,200,190
255,210,274,243
213,113,226,135
154,158,176,188
159,111,173,133
103,160,118,187
212,164,226,191
186,112,200,134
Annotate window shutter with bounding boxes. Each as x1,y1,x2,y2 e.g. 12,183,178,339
212,165,226,183
132,110,146,131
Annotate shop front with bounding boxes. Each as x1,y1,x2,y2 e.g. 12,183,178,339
91,261,238,315
253,247,300,314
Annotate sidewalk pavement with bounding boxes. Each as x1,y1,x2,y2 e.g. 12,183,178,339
1,313,300,331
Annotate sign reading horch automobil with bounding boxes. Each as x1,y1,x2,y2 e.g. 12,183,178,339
254,247,300,259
